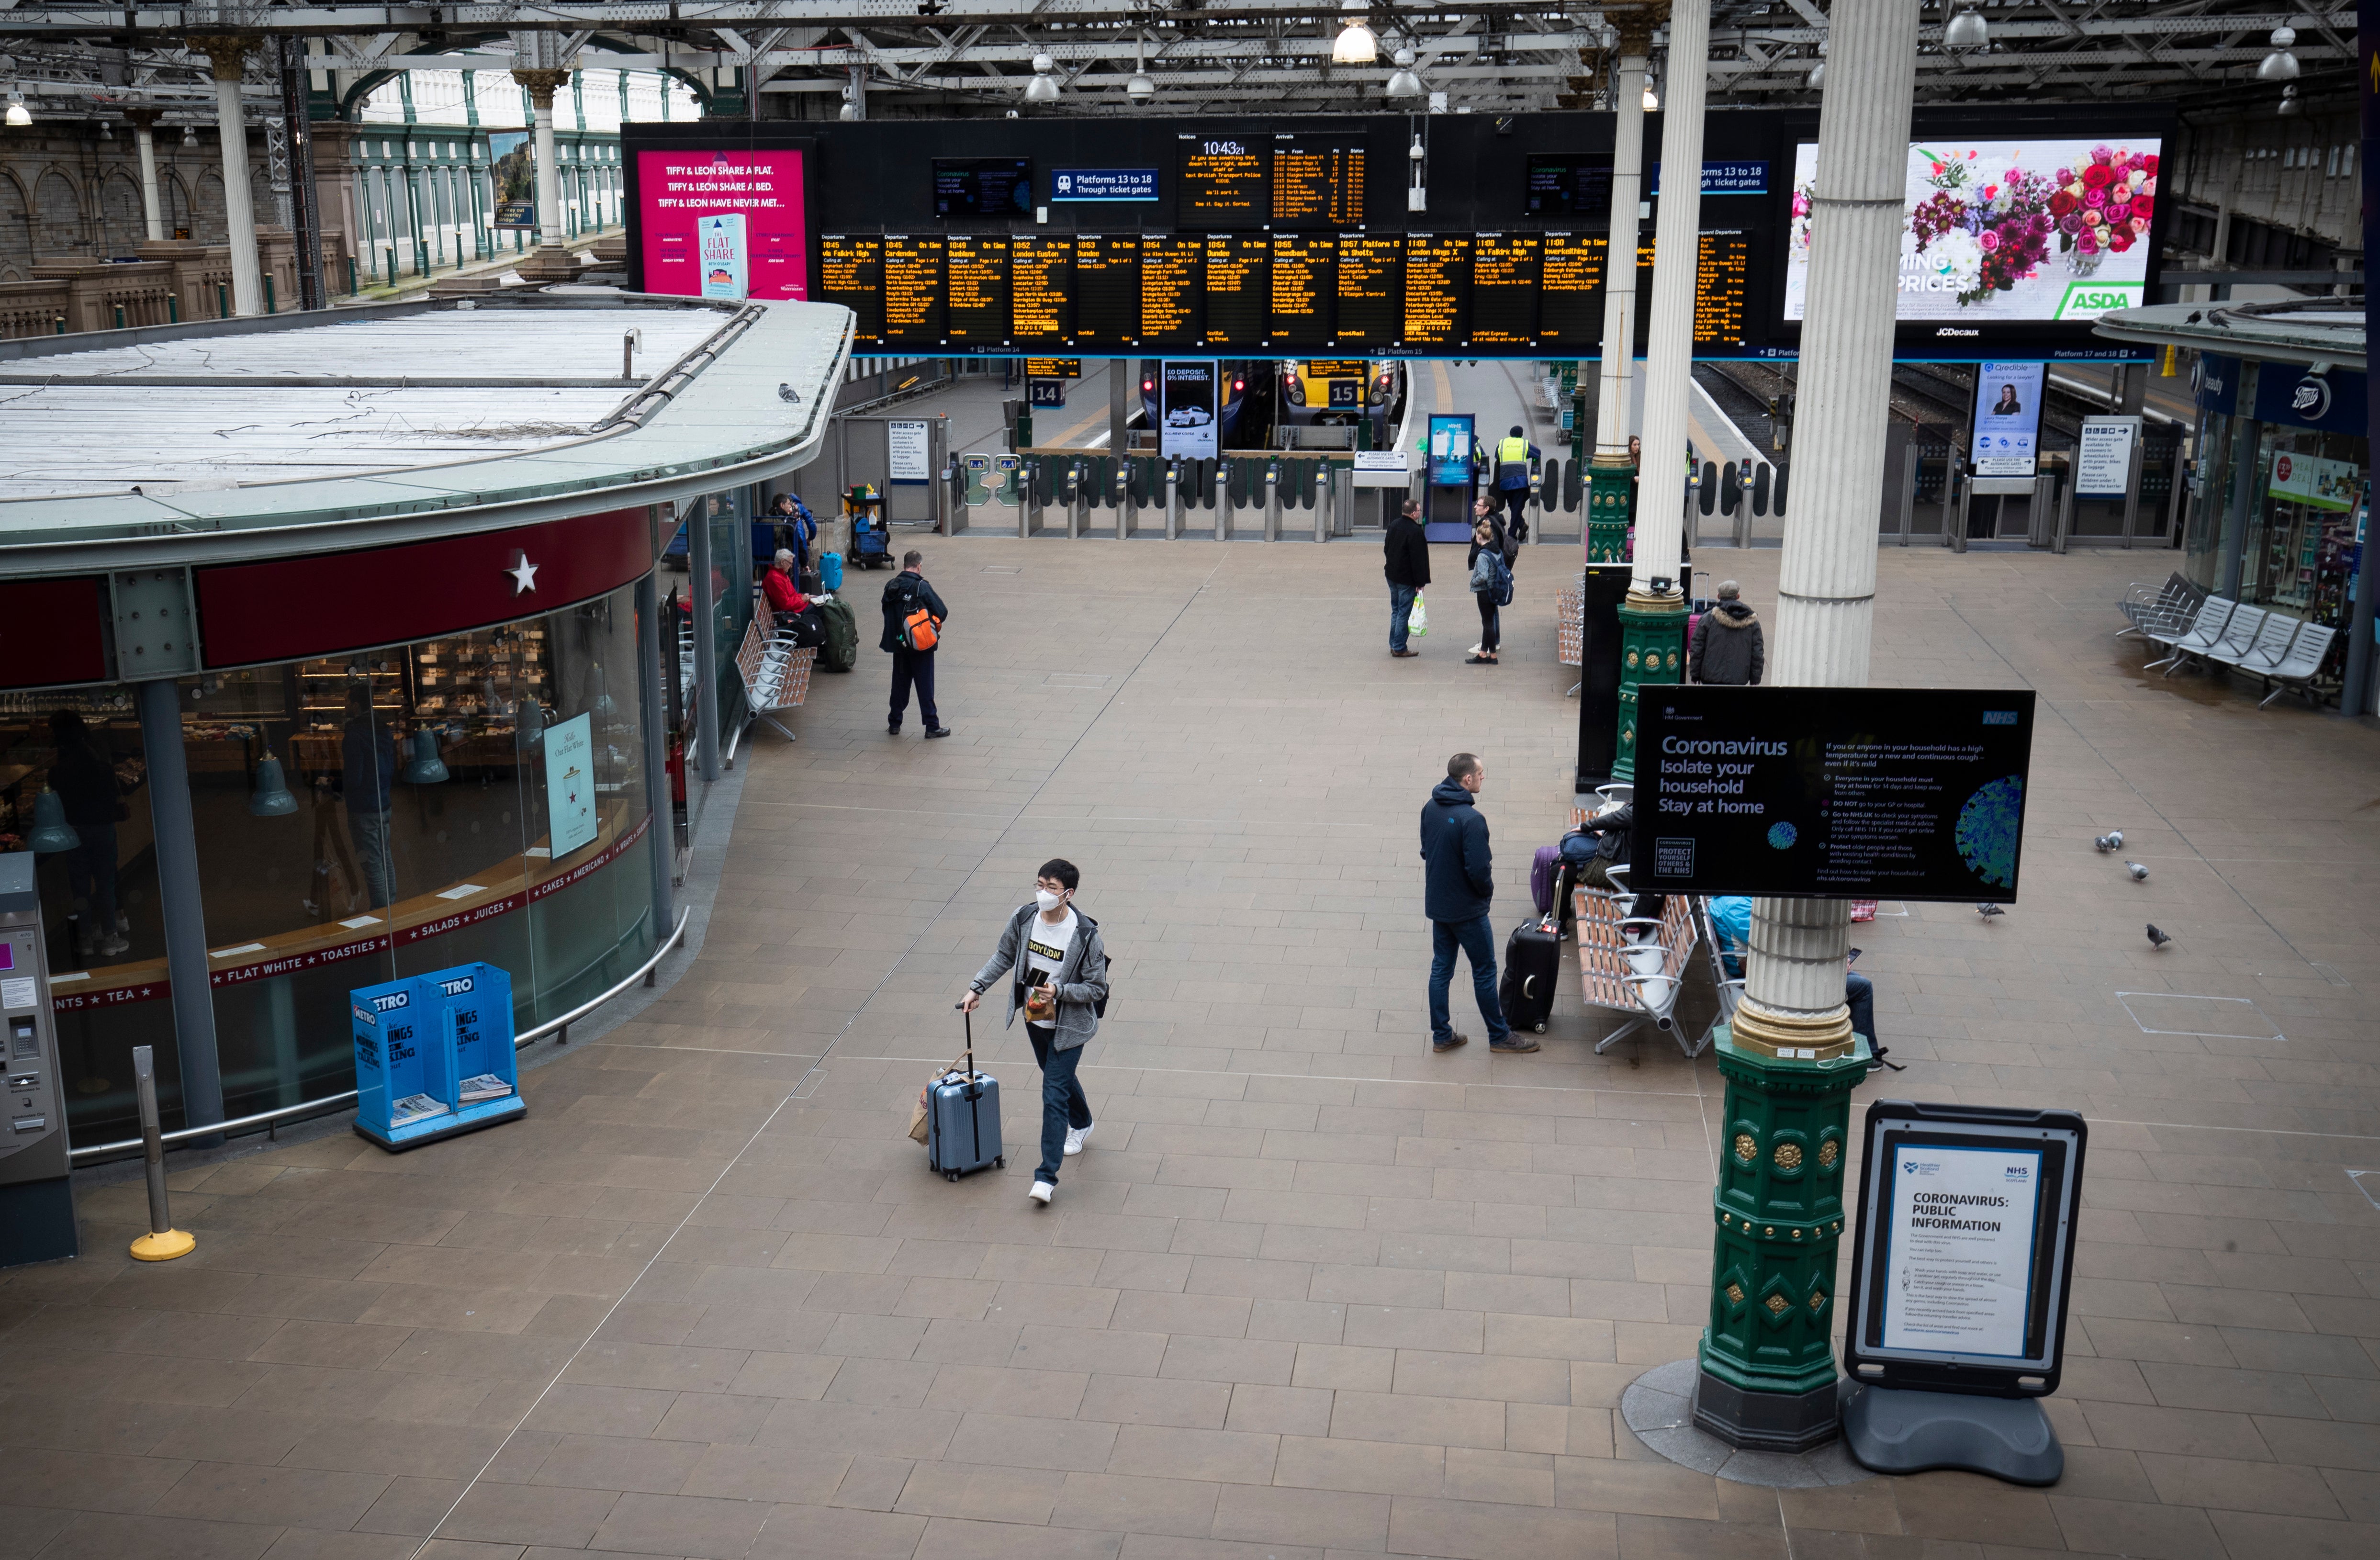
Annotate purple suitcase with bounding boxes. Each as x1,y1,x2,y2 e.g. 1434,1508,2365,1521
1530,845,1561,917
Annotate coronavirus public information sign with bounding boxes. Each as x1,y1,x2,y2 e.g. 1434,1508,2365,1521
1629,686,2036,901
1843,1100,2086,1396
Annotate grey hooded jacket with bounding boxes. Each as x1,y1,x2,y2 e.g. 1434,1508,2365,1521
967,903,1110,1050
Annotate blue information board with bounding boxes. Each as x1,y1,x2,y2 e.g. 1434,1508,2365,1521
352,962,524,1150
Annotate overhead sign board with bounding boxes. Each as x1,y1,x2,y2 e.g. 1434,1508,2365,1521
1051,168,1160,202
1352,449,1413,488
1023,358,1082,380
1631,686,2037,902
1844,1100,2087,1395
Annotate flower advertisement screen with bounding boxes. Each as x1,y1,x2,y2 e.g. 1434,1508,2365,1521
1783,137,2159,324
636,149,808,302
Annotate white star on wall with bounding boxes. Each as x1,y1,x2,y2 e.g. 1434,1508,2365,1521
507,554,539,594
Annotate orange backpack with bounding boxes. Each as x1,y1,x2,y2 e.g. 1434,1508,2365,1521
900,605,940,651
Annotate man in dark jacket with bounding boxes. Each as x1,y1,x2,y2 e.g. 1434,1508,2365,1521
1689,580,1764,686
880,550,953,738
1492,425,1540,542
1418,753,1532,1054
1384,499,1431,659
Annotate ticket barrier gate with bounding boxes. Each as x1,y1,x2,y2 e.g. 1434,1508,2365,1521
0,852,74,1268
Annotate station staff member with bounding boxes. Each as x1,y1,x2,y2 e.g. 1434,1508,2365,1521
1493,425,1540,542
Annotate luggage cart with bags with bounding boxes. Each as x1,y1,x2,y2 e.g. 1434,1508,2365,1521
846,485,893,569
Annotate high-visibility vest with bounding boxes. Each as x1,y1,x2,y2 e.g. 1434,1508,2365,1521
1495,436,1532,486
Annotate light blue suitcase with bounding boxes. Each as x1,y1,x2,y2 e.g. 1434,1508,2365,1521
929,1008,1003,1181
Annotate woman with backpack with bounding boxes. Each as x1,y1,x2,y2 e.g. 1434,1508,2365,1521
1465,499,1517,666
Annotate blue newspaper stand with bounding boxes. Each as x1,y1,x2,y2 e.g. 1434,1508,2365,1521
351,962,524,1151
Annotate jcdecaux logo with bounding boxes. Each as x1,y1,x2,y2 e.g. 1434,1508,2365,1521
2055,281,2144,320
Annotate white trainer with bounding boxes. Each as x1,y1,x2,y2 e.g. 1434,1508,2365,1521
1028,1180,1054,1205
1064,1122,1093,1156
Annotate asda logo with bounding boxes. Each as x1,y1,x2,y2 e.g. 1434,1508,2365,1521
2055,281,2144,320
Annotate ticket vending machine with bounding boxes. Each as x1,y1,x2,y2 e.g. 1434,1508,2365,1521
0,852,76,1268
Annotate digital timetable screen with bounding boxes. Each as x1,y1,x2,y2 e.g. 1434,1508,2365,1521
813,224,1750,352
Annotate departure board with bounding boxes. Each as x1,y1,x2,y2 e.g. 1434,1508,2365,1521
1274,141,1366,228
1334,235,1401,347
945,235,1009,345
1140,234,1202,343
1011,235,1072,348
883,235,944,346
1203,234,1268,345
1179,137,1269,229
1471,233,1539,347
1269,234,1333,347
1075,234,1140,348
1695,232,1750,347
1403,234,1471,349
818,234,885,346
1539,233,1606,347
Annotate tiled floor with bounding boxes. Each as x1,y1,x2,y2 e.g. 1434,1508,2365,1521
10,536,2380,1560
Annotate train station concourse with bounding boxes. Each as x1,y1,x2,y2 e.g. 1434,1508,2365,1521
0,4,2371,1560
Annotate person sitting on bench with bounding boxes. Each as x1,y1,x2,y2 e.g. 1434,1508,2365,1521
1708,895,1884,1063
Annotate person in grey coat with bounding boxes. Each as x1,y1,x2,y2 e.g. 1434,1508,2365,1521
961,858,1110,1205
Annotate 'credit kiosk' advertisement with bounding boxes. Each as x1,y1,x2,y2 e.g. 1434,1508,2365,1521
1970,361,2046,477
636,149,809,302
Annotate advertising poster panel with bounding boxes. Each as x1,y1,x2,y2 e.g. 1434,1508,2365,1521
1159,361,1219,460
542,712,598,859
1969,361,2046,477
1631,686,2037,901
1785,137,2160,324
637,149,809,301
489,132,536,229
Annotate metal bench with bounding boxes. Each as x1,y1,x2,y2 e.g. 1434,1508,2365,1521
730,595,816,750
2210,613,2300,679
2119,572,2200,640
1693,899,1747,1057
2254,622,2337,707
1572,871,1705,1056
2177,603,2267,677
2144,595,2235,672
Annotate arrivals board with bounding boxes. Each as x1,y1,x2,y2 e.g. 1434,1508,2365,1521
1273,139,1366,227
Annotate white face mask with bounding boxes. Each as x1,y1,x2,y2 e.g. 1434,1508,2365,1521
1035,888,1066,913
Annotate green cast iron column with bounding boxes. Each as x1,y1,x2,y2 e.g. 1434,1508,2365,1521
1611,586,1685,784
1586,453,1635,564
1694,1021,1870,1453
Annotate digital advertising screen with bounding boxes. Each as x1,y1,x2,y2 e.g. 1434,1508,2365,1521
1970,361,2047,477
934,157,1033,217
1782,137,2160,325
1524,155,1614,219
636,148,809,302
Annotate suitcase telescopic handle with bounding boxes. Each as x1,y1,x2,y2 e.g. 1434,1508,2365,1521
954,1000,975,1080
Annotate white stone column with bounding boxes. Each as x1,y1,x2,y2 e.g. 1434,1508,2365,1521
195,37,263,315
1592,18,1656,460
511,66,578,281
1633,0,1708,591
129,109,165,241
1733,0,1919,1055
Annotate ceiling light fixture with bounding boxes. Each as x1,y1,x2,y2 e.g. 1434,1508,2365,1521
1385,46,1423,99
1334,12,1379,65
4,89,29,128
1024,53,1061,102
2277,82,2301,115
1807,39,1827,90
1642,81,1659,112
1943,4,1988,50
2257,26,2300,82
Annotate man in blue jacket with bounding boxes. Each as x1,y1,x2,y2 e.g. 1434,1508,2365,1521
1418,753,1532,1054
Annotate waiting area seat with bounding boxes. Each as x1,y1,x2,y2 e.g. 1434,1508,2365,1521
2143,595,2235,672
1571,871,1705,1057
2118,572,2203,640
733,595,816,748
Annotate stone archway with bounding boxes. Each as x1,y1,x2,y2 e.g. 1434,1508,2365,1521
193,168,227,242
101,169,144,255
0,171,34,279
34,168,85,255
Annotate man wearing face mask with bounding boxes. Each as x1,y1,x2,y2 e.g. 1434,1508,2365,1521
961,858,1110,1206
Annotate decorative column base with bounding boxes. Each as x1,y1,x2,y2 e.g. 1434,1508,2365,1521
1694,1007,1868,1453
1587,455,1637,564
1613,584,1686,783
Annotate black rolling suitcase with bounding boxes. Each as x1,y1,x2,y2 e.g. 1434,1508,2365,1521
928,1008,1003,1181
1500,915,1562,1034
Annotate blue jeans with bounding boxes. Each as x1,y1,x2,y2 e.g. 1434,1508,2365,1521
1429,914,1509,1046
1390,584,1419,652
1027,1023,1093,1183
1847,972,1875,1048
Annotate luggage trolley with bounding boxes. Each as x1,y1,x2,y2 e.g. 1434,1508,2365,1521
845,484,893,569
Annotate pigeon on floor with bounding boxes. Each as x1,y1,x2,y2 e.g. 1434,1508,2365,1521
2146,924,2173,949
1977,903,2005,917
2126,861,2150,881
2093,832,2123,853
